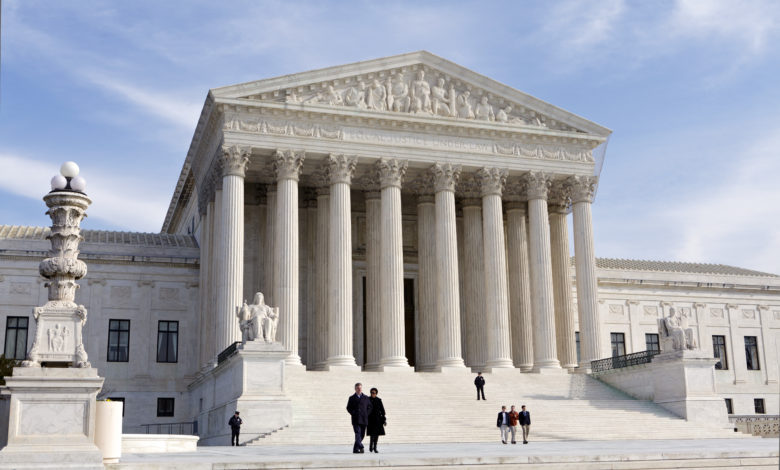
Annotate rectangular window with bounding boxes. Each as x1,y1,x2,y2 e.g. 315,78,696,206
712,335,728,370
754,398,765,414
107,320,130,362
4,316,29,360
157,397,175,417
744,336,760,370
724,398,733,415
575,331,581,364
610,332,626,357
156,321,179,363
108,397,125,417
645,333,660,353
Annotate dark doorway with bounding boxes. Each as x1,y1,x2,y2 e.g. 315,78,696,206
404,278,416,367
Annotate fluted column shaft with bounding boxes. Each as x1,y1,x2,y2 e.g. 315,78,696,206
264,187,277,306
378,159,409,368
216,146,250,355
570,176,602,371
311,189,330,369
549,204,578,370
462,201,486,369
326,155,358,367
478,168,513,369
415,194,437,371
273,150,304,365
197,204,212,370
364,191,383,370
209,191,222,363
525,172,561,371
433,164,465,369
506,203,534,371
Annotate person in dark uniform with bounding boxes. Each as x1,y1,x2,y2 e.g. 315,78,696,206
367,387,386,453
228,411,242,446
474,372,486,400
346,382,372,453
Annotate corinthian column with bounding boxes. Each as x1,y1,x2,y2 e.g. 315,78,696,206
462,197,486,369
326,154,359,368
264,186,277,306
364,190,383,371
377,158,410,369
477,168,514,370
505,201,534,371
414,190,437,371
215,145,250,354
568,175,602,371
311,180,330,370
523,171,561,372
548,183,578,370
432,163,466,370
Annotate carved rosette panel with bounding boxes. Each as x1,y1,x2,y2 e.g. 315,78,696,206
326,154,357,185
220,145,251,178
568,175,598,204
375,158,408,189
476,167,508,197
431,163,462,193
273,149,305,182
521,171,551,200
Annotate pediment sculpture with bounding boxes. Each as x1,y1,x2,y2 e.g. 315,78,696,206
236,292,279,343
657,307,698,352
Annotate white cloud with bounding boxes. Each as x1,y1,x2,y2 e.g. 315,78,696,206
0,153,168,233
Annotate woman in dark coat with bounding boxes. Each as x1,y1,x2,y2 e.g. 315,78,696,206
367,387,386,453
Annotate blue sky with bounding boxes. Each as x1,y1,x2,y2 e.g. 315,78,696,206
1,1,779,274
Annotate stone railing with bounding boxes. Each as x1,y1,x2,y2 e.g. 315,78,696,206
591,350,660,373
729,415,779,437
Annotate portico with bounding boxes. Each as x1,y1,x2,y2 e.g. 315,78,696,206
170,51,611,373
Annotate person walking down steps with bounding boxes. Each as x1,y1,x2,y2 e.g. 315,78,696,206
346,382,372,453
228,410,242,446
474,372,486,400
367,387,386,453
496,405,510,444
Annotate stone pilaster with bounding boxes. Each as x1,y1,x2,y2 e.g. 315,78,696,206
273,149,304,365
312,183,330,370
462,198,486,369
364,190,383,370
377,158,410,369
216,145,250,355
523,171,561,372
325,154,359,368
548,184,578,370
477,168,514,370
414,191,437,371
432,163,466,370
505,201,534,372
568,175,602,371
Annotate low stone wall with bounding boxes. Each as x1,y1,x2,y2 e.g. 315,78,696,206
730,415,780,437
121,434,199,453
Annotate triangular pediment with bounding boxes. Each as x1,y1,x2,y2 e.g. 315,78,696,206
211,51,610,137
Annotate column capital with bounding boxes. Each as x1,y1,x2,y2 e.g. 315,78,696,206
273,149,305,182
376,158,408,189
431,163,462,193
476,167,507,197
547,180,571,214
313,169,330,196
326,154,357,185
417,193,435,204
220,145,251,178
521,171,552,200
567,175,598,204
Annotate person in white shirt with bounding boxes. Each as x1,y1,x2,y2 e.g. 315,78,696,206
495,405,510,444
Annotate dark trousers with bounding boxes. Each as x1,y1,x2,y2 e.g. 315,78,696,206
476,385,486,400
352,424,366,452
231,428,240,446
369,434,379,451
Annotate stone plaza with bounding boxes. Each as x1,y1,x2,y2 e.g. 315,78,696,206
0,52,777,467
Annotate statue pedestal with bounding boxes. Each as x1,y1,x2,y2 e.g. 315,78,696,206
190,341,292,446
0,367,104,469
650,350,729,425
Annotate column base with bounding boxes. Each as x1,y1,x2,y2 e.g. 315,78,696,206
325,355,358,370
362,362,383,372
378,356,410,369
484,358,514,370
561,362,579,371
376,364,413,372
415,364,438,372
517,364,534,373
284,354,302,366
435,358,467,372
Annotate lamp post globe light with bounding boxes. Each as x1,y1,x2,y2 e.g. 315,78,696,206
50,160,87,193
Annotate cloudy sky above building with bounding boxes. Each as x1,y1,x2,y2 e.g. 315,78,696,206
1,0,779,273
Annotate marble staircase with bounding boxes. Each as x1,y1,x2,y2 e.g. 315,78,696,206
248,368,743,445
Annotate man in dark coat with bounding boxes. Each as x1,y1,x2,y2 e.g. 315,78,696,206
519,405,531,444
496,405,510,444
346,382,372,453
228,411,242,446
474,372,486,400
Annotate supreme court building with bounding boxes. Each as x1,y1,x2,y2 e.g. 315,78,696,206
1,52,778,438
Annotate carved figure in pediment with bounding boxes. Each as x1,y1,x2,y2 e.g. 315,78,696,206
658,307,698,351
475,96,495,121
497,105,525,124
322,85,343,106
410,70,432,114
366,80,387,111
388,73,410,113
285,90,301,103
531,115,547,128
344,81,367,108
456,90,475,119
431,78,452,116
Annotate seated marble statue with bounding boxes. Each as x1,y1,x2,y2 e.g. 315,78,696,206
658,307,698,351
236,292,278,343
